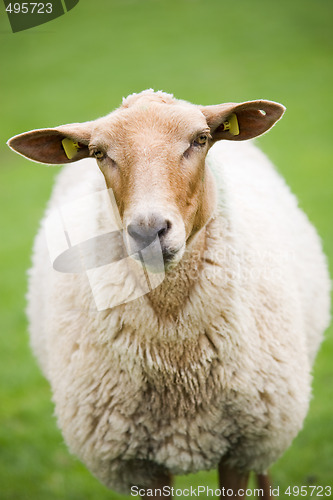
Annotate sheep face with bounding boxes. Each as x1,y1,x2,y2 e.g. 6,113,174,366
7,90,285,270
89,101,216,268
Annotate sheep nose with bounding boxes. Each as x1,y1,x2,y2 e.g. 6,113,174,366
127,217,171,249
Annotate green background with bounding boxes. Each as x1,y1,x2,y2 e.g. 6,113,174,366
0,0,332,498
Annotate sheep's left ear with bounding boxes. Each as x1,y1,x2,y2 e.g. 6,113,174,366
201,100,285,141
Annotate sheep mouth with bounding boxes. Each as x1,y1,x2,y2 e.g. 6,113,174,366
161,243,186,270
123,228,184,268
130,238,188,274
162,250,177,263
161,248,183,268
130,241,181,272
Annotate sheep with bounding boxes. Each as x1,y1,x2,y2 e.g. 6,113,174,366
8,90,331,499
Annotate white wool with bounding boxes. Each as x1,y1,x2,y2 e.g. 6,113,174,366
27,140,331,493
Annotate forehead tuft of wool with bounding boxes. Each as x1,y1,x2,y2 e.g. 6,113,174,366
121,89,177,109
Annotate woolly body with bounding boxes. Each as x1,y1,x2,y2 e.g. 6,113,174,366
27,140,330,493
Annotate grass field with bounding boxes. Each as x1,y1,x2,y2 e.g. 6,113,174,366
0,0,332,498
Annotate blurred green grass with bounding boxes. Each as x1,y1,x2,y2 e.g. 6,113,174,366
0,0,332,498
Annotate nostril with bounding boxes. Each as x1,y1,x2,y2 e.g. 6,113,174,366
158,220,171,238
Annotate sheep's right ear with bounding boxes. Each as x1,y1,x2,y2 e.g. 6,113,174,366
7,122,93,165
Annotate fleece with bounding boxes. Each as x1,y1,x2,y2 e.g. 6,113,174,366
27,139,331,493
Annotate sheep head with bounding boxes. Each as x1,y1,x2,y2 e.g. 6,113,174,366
8,90,285,269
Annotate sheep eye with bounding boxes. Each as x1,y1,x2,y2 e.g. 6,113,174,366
194,134,208,146
93,150,105,160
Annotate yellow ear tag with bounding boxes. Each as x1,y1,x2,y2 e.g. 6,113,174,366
62,138,81,159
222,113,239,136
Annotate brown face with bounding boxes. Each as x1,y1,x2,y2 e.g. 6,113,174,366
87,103,215,267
